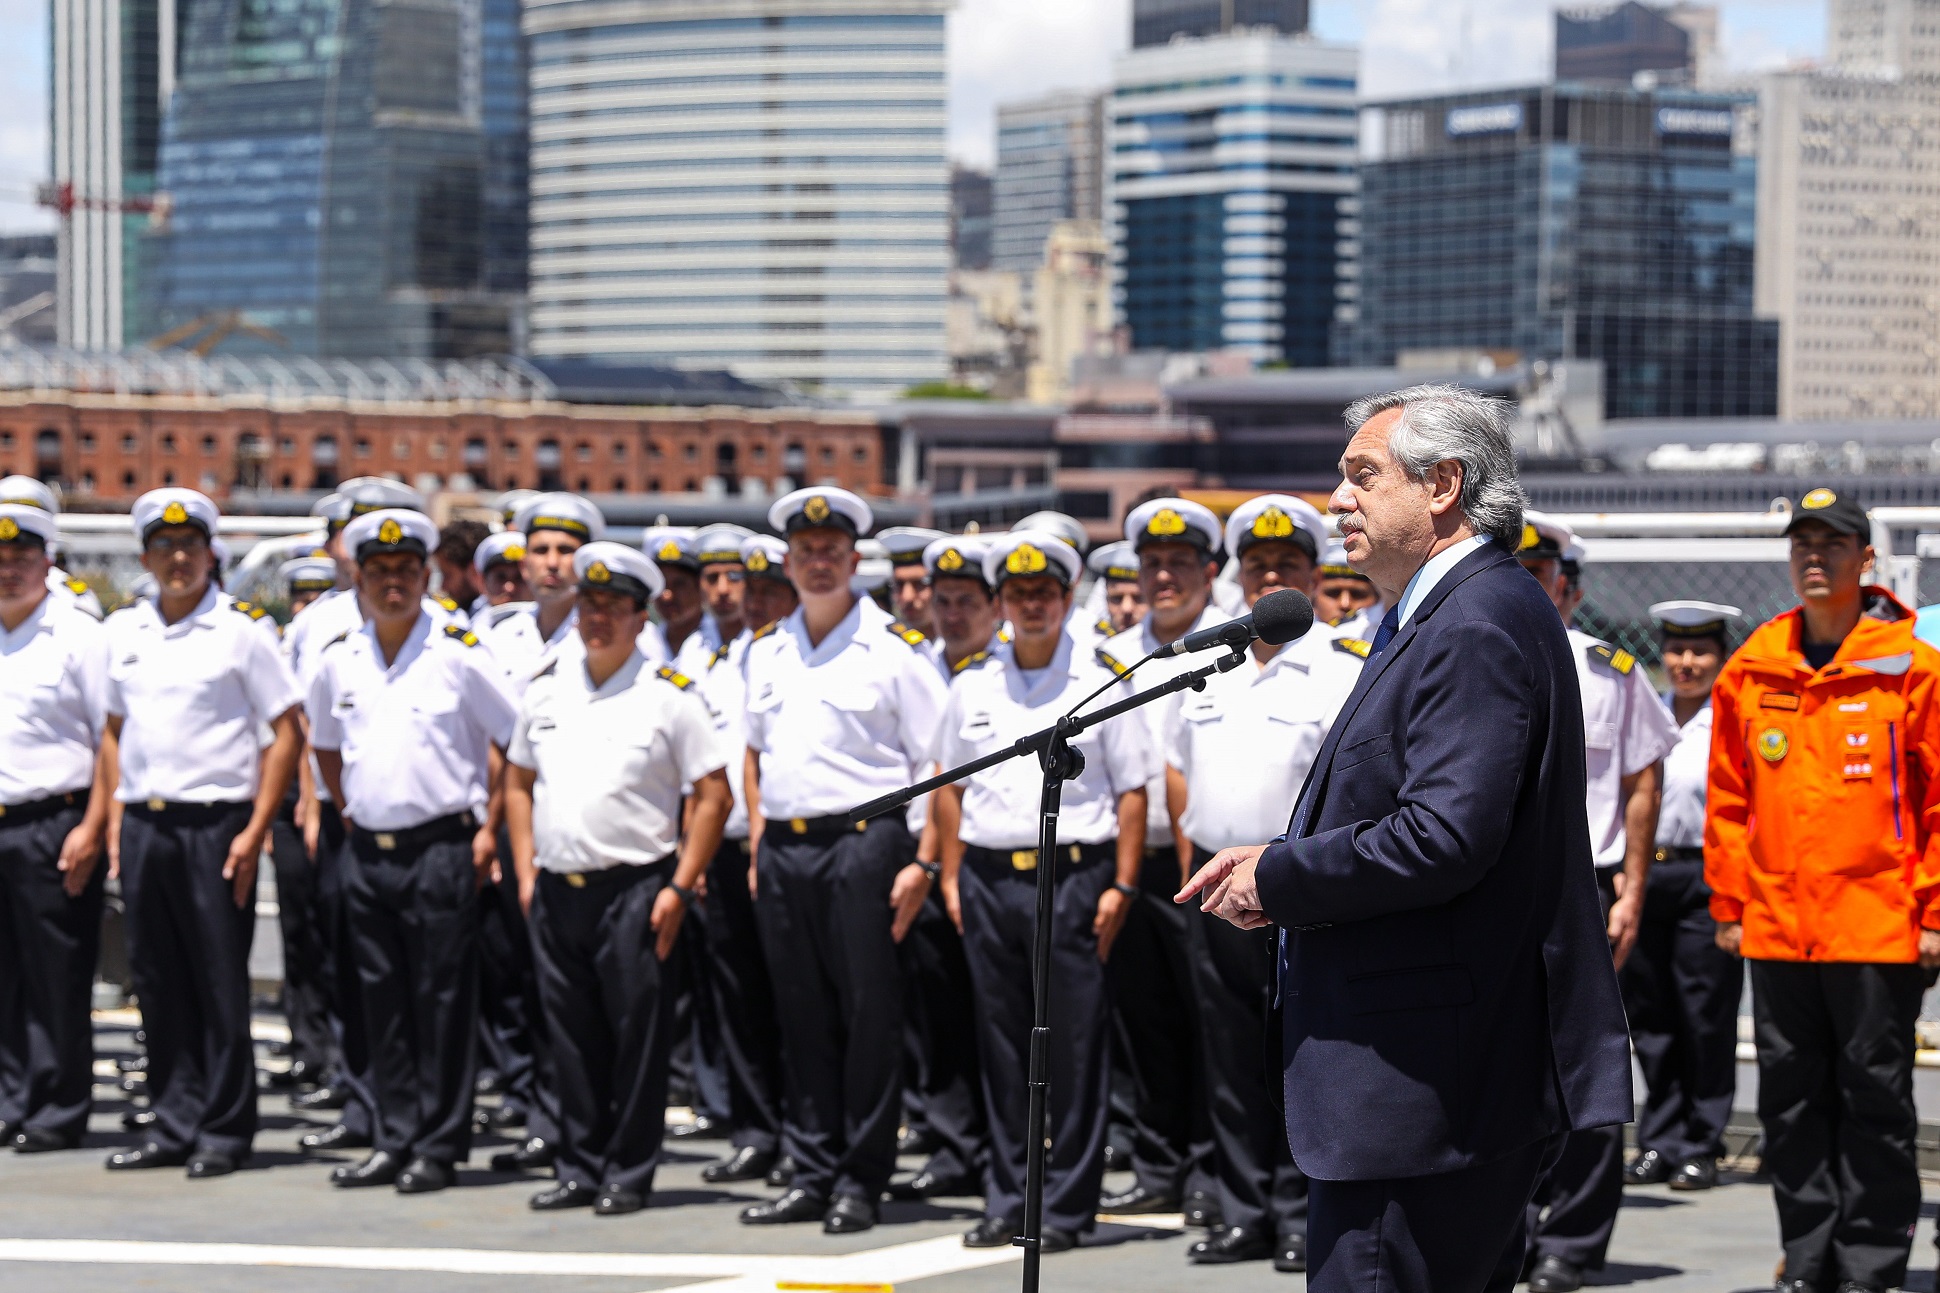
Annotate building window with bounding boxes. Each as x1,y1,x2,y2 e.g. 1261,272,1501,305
647,477,661,492
280,473,294,488
428,439,446,459
354,439,372,459
820,446,834,464
465,438,488,466
854,447,868,462
161,433,177,454
78,433,95,452
78,471,94,491
575,441,592,462
684,478,698,492
684,444,698,462
751,443,766,462
393,439,410,460
279,438,296,454
313,436,338,464
612,443,626,460
612,476,627,491
122,470,136,489
503,442,520,459
648,443,663,460
0,431,12,450
162,470,176,486
201,435,217,456
122,435,136,453
576,476,591,491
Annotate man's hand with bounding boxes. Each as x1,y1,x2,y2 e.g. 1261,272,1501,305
223,828,263,909
1177,844,1271,929
889,863,932,944
1606,890,1643,970
472,827,498,889
57,820,105,898
1094,886,1131,962
1715,921,1743,957
518,871,536,918
651,887,686,961
942,873,962,933
301,805,320,860
1921,929,1940,971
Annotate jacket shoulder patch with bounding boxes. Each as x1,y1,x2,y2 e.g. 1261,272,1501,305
1589,643,1636,675
1095,648,1129,678
1094,617,1112,637
230,599,269,621
443,624,480,647
656,665,695,690
1334,637,1371,659
887,620,927,647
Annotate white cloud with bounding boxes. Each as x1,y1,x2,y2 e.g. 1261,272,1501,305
0,0,51,234
947,0,1127,170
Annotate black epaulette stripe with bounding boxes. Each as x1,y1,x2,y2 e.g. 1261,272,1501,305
436,595,458,611
710,641,732,668
1094,617,1112,636
1334,638,1371,659
751,621,779,641
1095,648,1129,678
230,600,268,620
1589,643,1636,675
656,665,695,690
887,619,927,647
533,660,558,679
443,624,480,647
324,629,352,649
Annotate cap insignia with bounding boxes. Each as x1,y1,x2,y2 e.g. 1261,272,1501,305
1147,508,1187,537
376,518,404,545
1518,523,1540,552
503,544,526,563
1005,542,1049,575
1250,507,1294,540
746,551,771,573
162,501,189,525
936,547,965,572
585,560,612,583
0,518,16,541
804,495,832,524
657,540,683,562
1802,487,1836,510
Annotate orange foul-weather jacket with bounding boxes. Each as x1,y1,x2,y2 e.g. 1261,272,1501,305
1705,588,1940,962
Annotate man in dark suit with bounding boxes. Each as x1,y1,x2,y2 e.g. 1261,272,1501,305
1179,385,1633,1292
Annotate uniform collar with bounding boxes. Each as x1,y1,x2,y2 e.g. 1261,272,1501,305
143,584,222,635
1738,588,1918,680
784,595,874,664
995,632,1076,706
1397,534,1492,628
0,591,53,649
580,648,647,699
360,610,433,674
1141,602,1225,655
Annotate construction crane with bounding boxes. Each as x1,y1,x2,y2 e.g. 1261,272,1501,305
36,181,172,229
148,311,288,357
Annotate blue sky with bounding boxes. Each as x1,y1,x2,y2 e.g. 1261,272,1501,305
0,0,1831,233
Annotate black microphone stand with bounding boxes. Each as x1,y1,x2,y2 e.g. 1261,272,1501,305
851,645,1252,1293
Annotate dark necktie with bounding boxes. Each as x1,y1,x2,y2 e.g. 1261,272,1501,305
1369,606,1400,659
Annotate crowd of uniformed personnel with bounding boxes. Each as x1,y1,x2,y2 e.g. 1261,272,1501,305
0,465,1936,1289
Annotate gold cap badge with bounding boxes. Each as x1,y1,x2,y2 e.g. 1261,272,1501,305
0,517,18,542
503,544,525,563
1802,487,1836,510
1006,542,1049,575
1519,523,1541,552
746,551,770,573
804,495,831,524
585,560,612,583
936,547,964,572
657,540,683,562
1250,506,1294,540
376,518,404,545
1147,508,1187,537
162,501,189,525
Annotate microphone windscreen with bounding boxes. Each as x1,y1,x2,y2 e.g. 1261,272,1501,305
1252,589,1315,646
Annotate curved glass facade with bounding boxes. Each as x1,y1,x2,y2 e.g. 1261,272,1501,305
524,1,950,397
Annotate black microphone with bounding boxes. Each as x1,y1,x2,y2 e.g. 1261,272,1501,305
1152,589,1314,658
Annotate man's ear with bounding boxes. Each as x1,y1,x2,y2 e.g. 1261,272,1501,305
1427,460,1465,515
1861,544,1877,577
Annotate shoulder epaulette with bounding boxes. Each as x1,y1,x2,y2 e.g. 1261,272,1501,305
63,577,88,596
1333,637,1371,659
444,624,481,647
1094,617,1112,637
710,640,733,669
656,665,695,690
532,660,558,680
887,620,927,647
1095,648,1130,678
435,595,459,612
323,629,352,650
953,649,992,675
230,599,269,621
751,621,779,642
997,628,1012,644
1589,643,1636,675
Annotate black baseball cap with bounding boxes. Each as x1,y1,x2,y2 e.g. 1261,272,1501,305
1784,486,1870,540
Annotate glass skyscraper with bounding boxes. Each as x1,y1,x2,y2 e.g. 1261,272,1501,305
146,0,521,357
523,1,951,397
992,90,1104,274
1109,31,1357,365
1348,84,1776,419
1131,0,1308,48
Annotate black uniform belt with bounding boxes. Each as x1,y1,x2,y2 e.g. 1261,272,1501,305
765,814,866,840
1654,846,1705,864
0,791,86,826
126,798,249,823
965,842,1113,873
544,853,675,890
352,811,476,853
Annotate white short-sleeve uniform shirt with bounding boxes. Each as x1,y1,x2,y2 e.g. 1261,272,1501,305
507,651,728,872
0,596,109,803
1655,698,1712,852
1570,628,1681,868
1099,604,1232,844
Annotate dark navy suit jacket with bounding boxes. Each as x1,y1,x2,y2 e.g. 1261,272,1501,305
1255,539,1632,1182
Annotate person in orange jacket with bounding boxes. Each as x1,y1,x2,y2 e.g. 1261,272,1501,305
1706,485,1940,1293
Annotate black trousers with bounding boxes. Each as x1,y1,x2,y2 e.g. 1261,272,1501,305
1185,845,1307,1238
346,824,480,1164
531,861,678,1195
1750,959,1924,1290
1527,869,1624,1269
899,884,988,1183
477,838,559,1143
1309,1133,1567,1293
754,817,910,1202
315,803,378,1139
0,800,102,1141
1619,855,1742,1164
669,868,730,1124
958,847,1113,1233
267,794,335,1073
699,837,784,1154
1110,844,1210,1197
119,801,259,1158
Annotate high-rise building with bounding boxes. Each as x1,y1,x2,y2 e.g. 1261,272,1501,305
1556,2,1693,85
50,0,174,348
1758,0,1940,418
1027,220,1112,403
146,0,519,358
1108,31,1357,365
1131,0,1308,48
525,0,952,398
992,91,1105,274
951,165,993,271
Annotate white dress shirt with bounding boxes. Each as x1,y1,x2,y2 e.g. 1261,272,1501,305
1396,533,1492,627
743,596,948,820
306,614,520,831
673,615,727,680
0,596,109,803
507,651,728,872
1167,622,1366,852
1655,699,1712,851
701,629,754,840
1570,628,1681,868
934,635,1154,849
105,585,303,803
1100,604,1233,844
482,602,579,693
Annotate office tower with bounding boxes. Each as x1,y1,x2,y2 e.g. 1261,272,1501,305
1109,30,1356,365
147,0,517,357
1350,84,1775,419
1131,0,1308,48
1556,2,1700,85
1830,0,1940,74
525,0,952,398
951,165,993,271
991,90,1104,274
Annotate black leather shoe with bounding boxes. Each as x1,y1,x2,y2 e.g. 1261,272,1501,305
1039,1228,1077,1254
963,1216,1016,1249
331,1150,402,1187
0,1120,12,1144
530,1181,595,1211
473,1103,524,1132
897,1125,938,1156
1101,1142,1127,1173
888,1168,976,1200
824,1195,877,1234
489,1137,554,1172
1099,1184,1179,1214
596,1188,645,1216
1669,1156,1718,1191
121,1109,157,1131
290,1086,346,1112
13,1128,78,1153
396,1157,454,1194
1528,1254,1586,1293
740,1187,828,1225
1833,1283,1883,1293
1183,1189,1222,1229
298,1123,370,1154
265,1059,322,1090
1188,1225,1274,1264
1623,1148,1670,1186
186,1151,243,1179
1273,1232,1308,1273
669,1113,725,1140
765,1154,797,1188
1774,1280,1818,1293
106,1142,188,1171
701,1145,776,1184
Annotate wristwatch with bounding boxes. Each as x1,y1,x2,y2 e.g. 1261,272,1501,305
670,882,699,908
1111,881,1139,900
916,860,941,880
